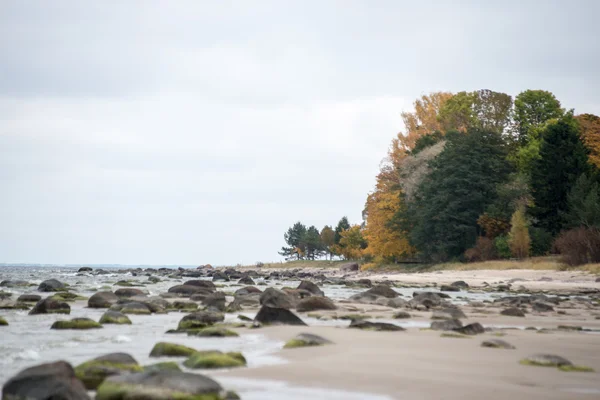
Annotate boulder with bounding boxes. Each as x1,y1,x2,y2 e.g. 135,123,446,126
259,288,294,309
296,296,336,312
17,294,42,303
481,339,515,349
167,285,205,297
431,319,463,331
183,280,216,291
227,293,261,312
38,279,65,292
440,285,460,292
365,285,399,298
532,302,554,312
387,297,409,308
234,286,262,296
284,333,332,348
183,351,246,369
454,322,484,335
348,292,387,305
88,291,119,308
99,310,132,325
0,316,7,326
254,305,307,326
500,307,525,317
149,342,198,358
340,262,359,272
75,353,142,390
297,281,324,297
393,311,411,319
212,271,229,281
78,267,93,272
349,320,405,331
29,297,70,315
2,361,90,400
177,311,225,331
188,327,239,337
51,318,103,330
521,354,573,367
238,276,255,285
201,291,227,312
1,280,29,287
114,288,145,298
411,292,444,308
451,280,469,289
355,279,372,287
172,301,198,311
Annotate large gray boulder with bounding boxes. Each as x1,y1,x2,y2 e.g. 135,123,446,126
38,279,65,292
259,288,294,309
296,296,336,312
29,297,70,315
254,305,306,326
340,262,359,272
297,281,324,297
88,291,119,308
365,285,399,298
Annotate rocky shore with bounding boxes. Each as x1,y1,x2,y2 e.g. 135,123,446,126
1,263,599,399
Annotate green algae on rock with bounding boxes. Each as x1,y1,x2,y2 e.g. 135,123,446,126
0,316,7,325
99,310,132,325
150,342,198,358
187,327,239,338
51,318,103,330
284,333,332,349
75,354,143,390
183,351,246,369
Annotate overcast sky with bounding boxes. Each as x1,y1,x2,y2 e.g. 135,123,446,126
1,1,599,266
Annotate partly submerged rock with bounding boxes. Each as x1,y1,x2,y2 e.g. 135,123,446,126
364,285,399,298
99,310,132,325
188,327,239,337
75,353,142,390
183,351,246,369
259,288,294,309
254,305,307,326
520,354,573,367
0,316,7,326
95,370,224,400
296,296,336,312
284,333,333,348
430,319,463,331
2,361,90,400
51,318,103,330
88,291,119,308
349,320,405,331
29,297,71,315
454,322,484,335
481,339,515,349
17,294,42,303
38,279,66,292
501,307,525,317
149,342,198,358
297,280,324,297
114,288,146,298
176,311,225,331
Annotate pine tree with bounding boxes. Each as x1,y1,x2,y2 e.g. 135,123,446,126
563,173,600,229
279,222,307,260
508,207,530,259
334,217,351,245
531,114,590,235
303,225,323,260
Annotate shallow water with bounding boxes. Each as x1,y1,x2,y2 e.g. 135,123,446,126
0,265,537,398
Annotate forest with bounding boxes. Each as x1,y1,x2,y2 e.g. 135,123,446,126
279,89,600,267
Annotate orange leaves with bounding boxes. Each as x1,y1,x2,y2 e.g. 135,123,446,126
399,92,453,152
576,113,600,169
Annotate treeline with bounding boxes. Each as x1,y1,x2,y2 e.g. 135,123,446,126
278,89,600,266
279,217,366,261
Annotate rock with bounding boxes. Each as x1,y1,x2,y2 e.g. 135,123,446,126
212,271,230,281
113,280,137,287
202,291,227,312
387,297,409,308
433,307,466,319
78,267,93,272
440,285,460,292
238,276,255,285
38,279,66,292
520,354,573,367
29,297,71,315
168,285,206,297
296,296,337,312
183,351,246,369
177,311,225,330
172,301,198,311
365,285,399,298
348,292,384,305
1,280,29,287
532,302,554,312
234,286,262,296
254,305,307,326
2,361,90,400
75,353,142,390
596,277,600,282
349,320,405,331
451,280,469,289
149,342,198,357
189,289,216,301
51,291,85,302
393,311,411,319
188,327,239,337
237,315,252,322
0,316,7,325
481,339,515,349
184,279,217,291
284,333,333,348
259,287,294,309
99,310,132,325
500,307,525,317
88,291,119,308
355,278,372,287
0,300,30,310
411,292,444,308
431,319,463,331
17,294,42,302
227,293,261,311
95,370,224,399
51,317,103,330
431,311,454,320
454,322,484,335
119,302,152,315
297,280,324,297
142,362,181,372
114,288,145,298
340,262,359,272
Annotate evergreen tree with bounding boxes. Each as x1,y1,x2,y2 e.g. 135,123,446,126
304,225,324,260
334,217,351,245
279,222,307,260
562,173,600,229
531,114,590,235
408,129,512,261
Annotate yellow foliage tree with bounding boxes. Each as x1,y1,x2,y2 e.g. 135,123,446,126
508,207,530,259
576,113,600,169
333,225,365,261
363,189,413,262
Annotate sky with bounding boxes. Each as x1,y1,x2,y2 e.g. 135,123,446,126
1,0,599,266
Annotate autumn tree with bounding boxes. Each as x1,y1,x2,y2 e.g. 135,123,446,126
508,206,530,259
576,113,600,169
320,225,335,260
335,225,367,260
279,222,307,260
438,90,512,134
531,114,590,235
334,217,351,245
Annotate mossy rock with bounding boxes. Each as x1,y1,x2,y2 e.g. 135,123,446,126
337,314,370,320
237,315,252,322
99,311,132,325
51,318,103,330
113,281,136,287
51,291,87,302
284,333,332,349
188,327,239,337
95,375,223,400
440,333,471,339
75,361,143,390
150,342,198,358
520,354,573,367
557,325,583,331
143,362,182,372
558,365,594,372
183,351,246,369
0,316,7,326
171,301,198,311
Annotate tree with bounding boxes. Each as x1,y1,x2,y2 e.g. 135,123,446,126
279,222,307,260
531,114,590,235
576,113,600,170
335,225,366,260
334,217,351,245
513,90,563,144
438,90,512,134
320,225,335,260
508,206,530,259
562,173,600,229
303,225,324,260
407,129,512,261
438,91,476,132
